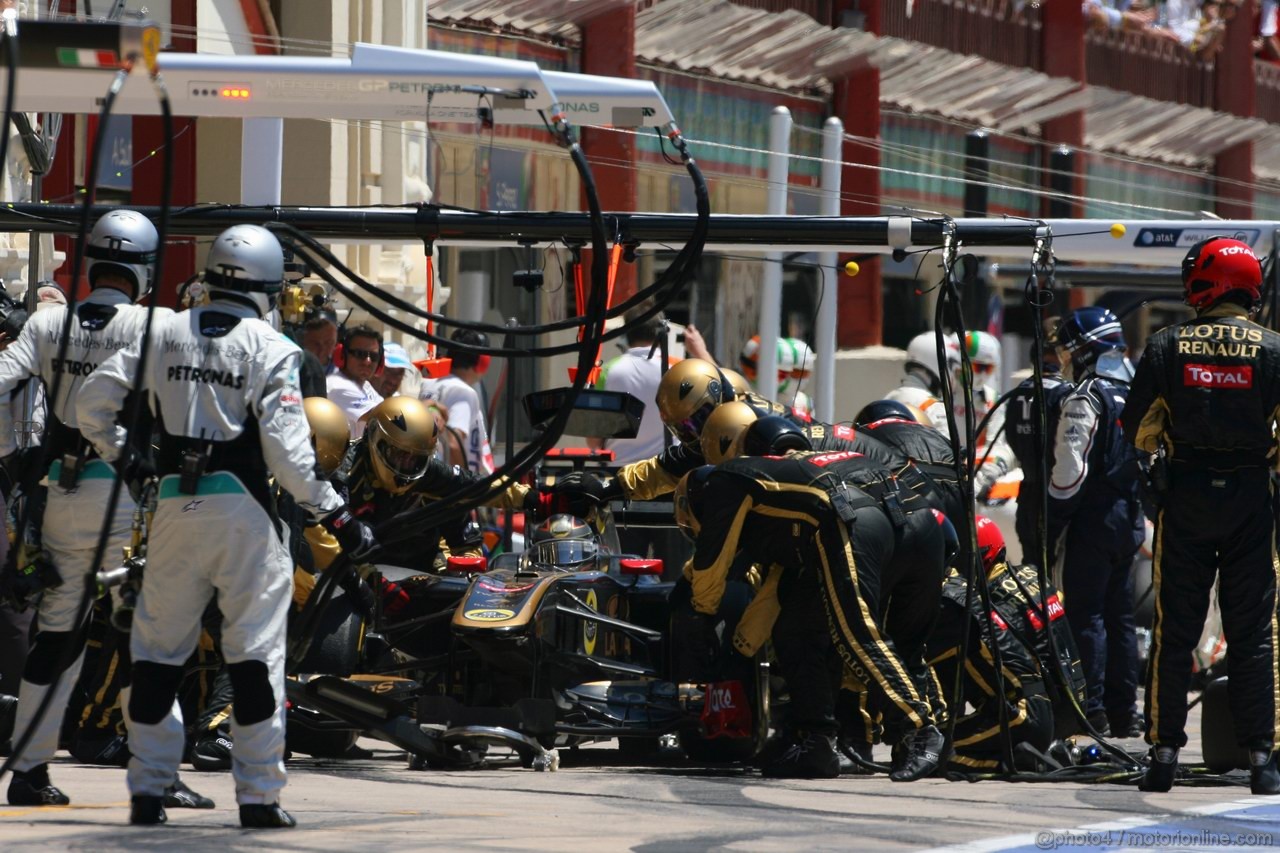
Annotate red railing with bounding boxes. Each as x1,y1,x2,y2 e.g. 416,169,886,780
1256,60,1280,123
1085,27,1214,108
881,0,1041,69
726,0,832,23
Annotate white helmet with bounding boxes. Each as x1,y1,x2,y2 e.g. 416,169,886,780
957,330,1001,390
778,338,813,398
86,209,158,301
786,338,814,378
904,331,960,393
203,225,284,317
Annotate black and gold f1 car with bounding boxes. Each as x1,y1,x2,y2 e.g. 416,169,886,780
288,500,770,770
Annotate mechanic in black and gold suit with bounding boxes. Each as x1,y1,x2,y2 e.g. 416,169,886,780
673,427,947,783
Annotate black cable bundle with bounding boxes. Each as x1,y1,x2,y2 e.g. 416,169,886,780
932,237,1017,773
288,124,710,668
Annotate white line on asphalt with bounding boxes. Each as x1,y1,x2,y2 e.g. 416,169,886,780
919,796,1280,853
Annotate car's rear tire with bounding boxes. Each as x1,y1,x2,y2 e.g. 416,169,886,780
296,588,364,676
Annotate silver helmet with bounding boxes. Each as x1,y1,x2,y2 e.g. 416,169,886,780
86,209,158,301
203,225,284,317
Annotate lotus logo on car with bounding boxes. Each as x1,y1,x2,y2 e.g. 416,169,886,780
464,608,515,622
583,589,599,655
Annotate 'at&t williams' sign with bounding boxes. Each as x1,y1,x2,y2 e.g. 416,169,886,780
1133,227,1260,249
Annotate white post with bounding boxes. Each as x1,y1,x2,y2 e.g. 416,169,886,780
758,106,791,402
816,116,842,423
240,117,284,205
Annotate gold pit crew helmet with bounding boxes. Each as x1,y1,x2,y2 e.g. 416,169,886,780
719,367,751,399
364,397,439,494
656,358,732,444
700,401,759,464
303,397,350,477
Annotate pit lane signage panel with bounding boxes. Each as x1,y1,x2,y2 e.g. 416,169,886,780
1133,227,1261,250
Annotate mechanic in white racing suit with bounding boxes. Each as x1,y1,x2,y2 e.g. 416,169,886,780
0,211,209,810
887,330,1015,495
77,225,378,829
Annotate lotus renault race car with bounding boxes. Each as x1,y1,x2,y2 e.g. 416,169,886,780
287,454,770,771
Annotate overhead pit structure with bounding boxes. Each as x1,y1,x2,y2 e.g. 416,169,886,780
0,205,1267,267
0,19,677,206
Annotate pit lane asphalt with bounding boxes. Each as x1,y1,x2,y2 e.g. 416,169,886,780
7,704,1278,853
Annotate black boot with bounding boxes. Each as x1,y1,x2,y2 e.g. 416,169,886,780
1109,711,1143,739
1250,751,1280,795
1086,711,1112,738
7,763,70,806
1139,745,1178,792
761,732,840,779
165,775,215,809
129,795,167,825
190,734,233,772
240,803,297,828
889,725,945,782
752,732,795,769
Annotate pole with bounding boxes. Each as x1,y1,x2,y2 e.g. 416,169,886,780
241,117,283,205
19,172,40,449
501,316,518,554
963,130,991,338
1048,145,1074,221
759,106,791,402
816,116,841,423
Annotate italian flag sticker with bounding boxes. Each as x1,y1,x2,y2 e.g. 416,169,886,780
56,48,119,68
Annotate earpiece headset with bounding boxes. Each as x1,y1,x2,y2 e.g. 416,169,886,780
332,325,385,376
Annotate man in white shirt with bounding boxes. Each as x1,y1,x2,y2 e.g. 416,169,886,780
419,328,494,475
326,326,384,437
588,306,666,465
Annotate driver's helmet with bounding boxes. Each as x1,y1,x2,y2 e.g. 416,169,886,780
527,514,599,572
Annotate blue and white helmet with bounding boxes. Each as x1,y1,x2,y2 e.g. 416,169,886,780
1055,307,1130,382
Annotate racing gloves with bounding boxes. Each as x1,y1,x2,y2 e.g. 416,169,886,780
550,471,624,518
320,507,380,563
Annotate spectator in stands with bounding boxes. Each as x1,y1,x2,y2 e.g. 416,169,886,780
1257,0,1280,60
326,325,384,437
1084,0,1157,33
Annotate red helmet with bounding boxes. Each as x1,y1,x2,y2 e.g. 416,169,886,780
1181,237,1262,310
975,515,1005,573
